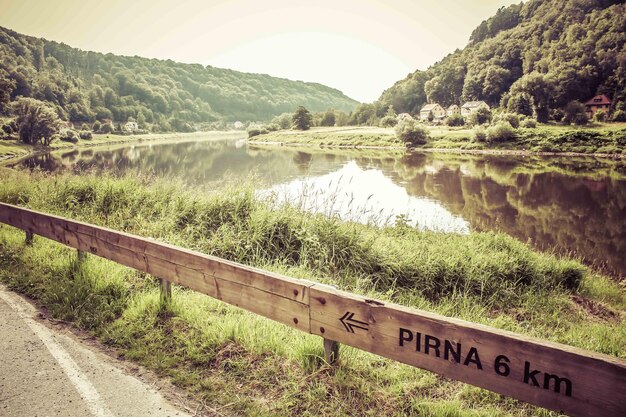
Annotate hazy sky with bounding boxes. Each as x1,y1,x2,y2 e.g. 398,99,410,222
0,0,520,102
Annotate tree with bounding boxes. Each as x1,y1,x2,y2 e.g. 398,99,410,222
509,72,555,123
292,106,312,130
507,93,533,116
0,70,16,115
394,115,430,146
12,98,61,145
563,101,588,125
445,113,465,126
468,107,493,125
320,110,336,127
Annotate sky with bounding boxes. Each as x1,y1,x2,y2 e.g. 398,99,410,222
0,0,521,103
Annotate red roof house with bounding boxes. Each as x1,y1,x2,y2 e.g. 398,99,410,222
584,95,611,117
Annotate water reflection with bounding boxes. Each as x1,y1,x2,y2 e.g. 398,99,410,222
15,138,626,277
262,160,470,233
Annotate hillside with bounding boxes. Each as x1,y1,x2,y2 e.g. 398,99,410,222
0,26,358,129
375,0,626,122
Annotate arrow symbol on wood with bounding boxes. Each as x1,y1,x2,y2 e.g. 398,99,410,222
339,311,369,333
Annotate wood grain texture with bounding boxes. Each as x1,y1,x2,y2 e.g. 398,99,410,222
1,202,625,417
309,285,626,417
0,203,312,332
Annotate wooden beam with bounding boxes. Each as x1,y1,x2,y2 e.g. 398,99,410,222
1,202,625,417
309,285,626,417
0,203,312,332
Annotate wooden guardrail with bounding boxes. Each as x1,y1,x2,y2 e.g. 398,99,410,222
0,202,624,417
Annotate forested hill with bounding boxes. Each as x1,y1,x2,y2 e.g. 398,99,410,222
0,26,358,128
376,0,626,122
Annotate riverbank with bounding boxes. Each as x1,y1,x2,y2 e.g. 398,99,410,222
249,124,626,157
0,169,623,416
0,131,245,164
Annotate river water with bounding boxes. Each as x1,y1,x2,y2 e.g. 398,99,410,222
16,136,626,278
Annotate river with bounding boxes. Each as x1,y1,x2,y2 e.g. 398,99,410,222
15,136,626,278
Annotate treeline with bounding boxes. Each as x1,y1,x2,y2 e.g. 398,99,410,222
0,26,358,131
369,0,626,123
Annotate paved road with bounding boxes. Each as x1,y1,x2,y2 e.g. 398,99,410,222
0,284,194,417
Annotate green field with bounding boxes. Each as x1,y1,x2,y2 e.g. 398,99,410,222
0,168,623,416
250,123,626,155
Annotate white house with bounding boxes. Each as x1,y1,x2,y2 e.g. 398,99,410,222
446,104,461,117
124,121,139,133
461,101,490,116
420,103,446,121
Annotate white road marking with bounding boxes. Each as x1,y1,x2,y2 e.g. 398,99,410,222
0,289,116,417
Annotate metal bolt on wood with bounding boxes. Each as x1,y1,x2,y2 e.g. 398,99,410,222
324,338,339,364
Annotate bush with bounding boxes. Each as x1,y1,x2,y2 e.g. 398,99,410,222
100,123,113,134
79,130,92,140
486,122,516,143
467,107,492,126
496,112,520,128
394,116,429,146
563,101,588,125
265,123,280,132
472,126,487,142
59,129,79,143
445,113,465,127
247,128,262,138
593,110,607,122
521,118,537,128
92,121,101,132
611,110,626,122
380,115,398,127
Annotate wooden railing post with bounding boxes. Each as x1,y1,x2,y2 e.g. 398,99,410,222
77,249,86,262
159,278,172,305
304,280,341,365
323,338,339,364
25,230,33,245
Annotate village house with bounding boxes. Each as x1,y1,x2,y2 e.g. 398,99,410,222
461,101,489,116
420,103,446,121
124,121,139,133
584,95,611,117
446,104,460,117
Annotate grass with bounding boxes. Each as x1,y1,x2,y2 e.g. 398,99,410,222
0,131,245,161
250,124,626,155
0,168,624,416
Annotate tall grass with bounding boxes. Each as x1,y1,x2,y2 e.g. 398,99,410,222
0,167,623,416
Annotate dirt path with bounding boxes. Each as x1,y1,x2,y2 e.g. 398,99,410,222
0,284,197,417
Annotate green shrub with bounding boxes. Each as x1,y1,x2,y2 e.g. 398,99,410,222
521,118,537,128
496,112,520,128
100,123,113,134
92,121,101,132
486,122,516,143
79,130,92,140
445,113,464,126
472,126,487,142
612,110,626,122
380,115,398,127
467,107,492,126
563,101,588,125
59,129,79,143
593,110,608,122
394,116,429,146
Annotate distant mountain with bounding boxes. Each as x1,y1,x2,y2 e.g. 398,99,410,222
0,26,358,129
375,0,625,122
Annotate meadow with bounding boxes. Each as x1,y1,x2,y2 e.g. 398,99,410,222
250,123,626,155
0,167,623,416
